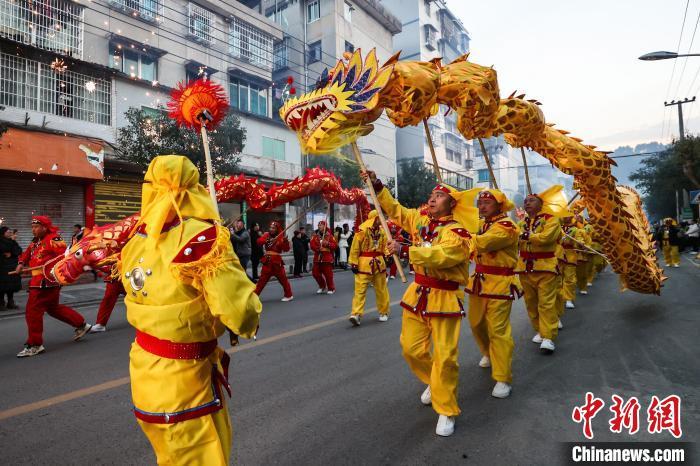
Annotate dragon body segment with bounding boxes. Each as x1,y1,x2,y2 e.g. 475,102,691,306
280,49,663,294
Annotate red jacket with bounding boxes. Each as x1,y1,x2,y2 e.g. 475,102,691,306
258,232,290,265
310,230,337,263
19,233,67,288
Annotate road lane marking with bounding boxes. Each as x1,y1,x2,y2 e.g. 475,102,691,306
0,299,400,421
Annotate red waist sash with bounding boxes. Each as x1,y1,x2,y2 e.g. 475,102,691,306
474,264,514,276
414,273,459,291
519,251,556,260
359,251,383,257
135,329,217,360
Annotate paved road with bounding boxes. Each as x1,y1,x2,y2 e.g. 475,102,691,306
0,259,698,465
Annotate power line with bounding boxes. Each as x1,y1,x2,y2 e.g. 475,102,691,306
663,0,691,140
674,4,700,98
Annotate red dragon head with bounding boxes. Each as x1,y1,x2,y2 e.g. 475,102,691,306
50,214,140,285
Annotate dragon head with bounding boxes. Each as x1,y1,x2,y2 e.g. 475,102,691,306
280,49,395,154
51,214,140,285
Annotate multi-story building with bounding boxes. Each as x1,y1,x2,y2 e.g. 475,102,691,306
382,0,473,190
263,0,401,184
0,0,306,239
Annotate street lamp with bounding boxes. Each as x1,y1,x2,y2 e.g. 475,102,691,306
638,51,700,61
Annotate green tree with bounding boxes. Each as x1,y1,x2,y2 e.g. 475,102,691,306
671,136,700,188
115,108,245,178
630,150,694,221
396,158,437,208
310,150,364,188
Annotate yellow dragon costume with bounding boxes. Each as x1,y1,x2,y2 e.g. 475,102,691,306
120,156,261,465
348,210,390,322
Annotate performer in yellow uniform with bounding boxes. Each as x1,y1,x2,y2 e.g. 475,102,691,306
558,213,582,311
586,225,605,285
121,156,262,465
655,218,681,267
465,189,521,399
363,170,475,437
575,215,593,294
516,186,564,354
348,210,390,325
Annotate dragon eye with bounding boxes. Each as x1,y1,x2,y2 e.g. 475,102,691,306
75,249,83,259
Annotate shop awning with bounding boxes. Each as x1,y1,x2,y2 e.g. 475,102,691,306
0,127,105,181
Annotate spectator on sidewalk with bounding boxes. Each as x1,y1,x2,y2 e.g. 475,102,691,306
339,223,351,270
250,222,263,282
0,226,22,311
686,219,699,253
299,227,310,273
292,230,305,278
231,219,251,274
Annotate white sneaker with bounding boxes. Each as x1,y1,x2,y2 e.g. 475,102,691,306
17,345,45,358
565,300,575,309
532,333,543,344
378,314,389,322
420,385,432,405
558,320,563,330
90,324,106,333
73,323,92,341
349,315,361,327
326,290,335,295
579,290,588,295
281,296,294,302
409,270,415,275
435,415,455,437
478,355,491,368
390,275,396,279
673,264,680,268
540,338,555,354
316,288,327,294
491,382,512,398
587,282,593,287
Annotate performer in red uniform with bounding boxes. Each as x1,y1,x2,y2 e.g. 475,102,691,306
310,220,337,294
91,272,126,333
16,216,91,357
254,221,294,301
386,221,407,280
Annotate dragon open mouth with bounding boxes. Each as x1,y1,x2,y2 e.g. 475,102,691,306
284,96,338,137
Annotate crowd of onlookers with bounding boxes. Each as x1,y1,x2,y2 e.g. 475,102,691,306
653,218,699,253
228,220,355,282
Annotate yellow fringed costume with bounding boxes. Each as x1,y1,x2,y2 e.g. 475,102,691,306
558,216,583,309
575,217,593,292
119,156,261,466
516,186,565,342
349,211,390,319
376,184,474,417
465,189,521,385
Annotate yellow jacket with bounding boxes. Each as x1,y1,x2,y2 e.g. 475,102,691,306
576,223,593,263
120,218,261,417
466,214,522,300
516,212,561,274
559,224,583,266
348,222,387,275
377,189,471,317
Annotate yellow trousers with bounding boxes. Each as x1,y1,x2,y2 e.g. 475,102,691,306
662,244,680,266
351,272,390,316
468,296,514,384
520,272,560,341
400,310,461,416
138,400,232,466
561,264,577,302
576,261,590,291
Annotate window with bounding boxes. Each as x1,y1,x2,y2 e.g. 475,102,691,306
344,41,354,54
185,65,208,82
0,0,84,58
230,77,268,117
478,169,490,183
307,40,322,63
266,4,288,27
463,158,473,170
262,136,285,161
307,0,320,23
188,2,215,44
424,25,437,50
229,17,274,70
424,0,431,17
110,43,157,81
344,2,353,22
109,0,161,22
274,38,289,70
0,51,111,125
446,148,462,165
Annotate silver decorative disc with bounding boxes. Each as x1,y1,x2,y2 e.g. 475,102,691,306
129,267,146,291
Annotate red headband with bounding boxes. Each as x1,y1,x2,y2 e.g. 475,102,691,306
32,215,58,233
433,184,451,194
478,191,497,201
269,221,281,230
318,220,327,227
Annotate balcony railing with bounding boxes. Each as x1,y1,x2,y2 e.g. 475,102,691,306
0,51,111,125
108,0,163,23
0,0,83,58
188,2,216,45
273,39,289,71
229,16,273,70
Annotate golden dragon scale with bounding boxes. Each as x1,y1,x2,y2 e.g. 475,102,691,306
280,49,664,294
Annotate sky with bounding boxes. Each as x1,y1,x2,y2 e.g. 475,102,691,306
447,0,700,150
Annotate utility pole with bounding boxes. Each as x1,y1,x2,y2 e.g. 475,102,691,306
664,97,696,140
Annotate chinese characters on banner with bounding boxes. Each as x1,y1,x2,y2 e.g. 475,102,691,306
571,393,682,439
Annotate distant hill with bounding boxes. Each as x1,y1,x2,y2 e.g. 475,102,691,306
610,142,668,188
